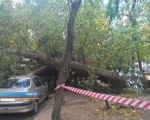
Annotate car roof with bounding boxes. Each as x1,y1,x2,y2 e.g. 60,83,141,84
8,75,38,80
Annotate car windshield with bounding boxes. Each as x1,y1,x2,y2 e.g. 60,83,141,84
0,79,30,88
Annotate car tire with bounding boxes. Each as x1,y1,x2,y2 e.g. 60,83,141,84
31,100,38,114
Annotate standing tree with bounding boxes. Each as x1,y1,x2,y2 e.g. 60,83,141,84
51,0,82,120
106,0,150,71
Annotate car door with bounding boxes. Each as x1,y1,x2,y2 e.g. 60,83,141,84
32,77,43,103
37,77,47,101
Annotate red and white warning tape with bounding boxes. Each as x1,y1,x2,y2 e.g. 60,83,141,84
55,84,150,110
54,84,65,91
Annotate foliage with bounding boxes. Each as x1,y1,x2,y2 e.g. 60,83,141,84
0,0,150,84
74,1,109,64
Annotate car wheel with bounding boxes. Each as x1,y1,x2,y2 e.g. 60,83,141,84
31,100,38,114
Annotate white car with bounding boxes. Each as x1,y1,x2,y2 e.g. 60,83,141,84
0,75,49,114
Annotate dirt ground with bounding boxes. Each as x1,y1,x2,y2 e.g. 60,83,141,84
33,91,150,120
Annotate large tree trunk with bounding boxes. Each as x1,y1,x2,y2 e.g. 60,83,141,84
31,65,48,75
51,1,82,120
13,49,147,89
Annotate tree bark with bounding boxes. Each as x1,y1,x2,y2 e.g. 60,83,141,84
31,65,48,75
51,1,82,120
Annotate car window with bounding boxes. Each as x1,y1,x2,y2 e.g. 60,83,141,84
33,77,42,87
37,77,45,86
0,79,30,88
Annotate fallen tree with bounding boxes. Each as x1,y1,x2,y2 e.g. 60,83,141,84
13,50,147,89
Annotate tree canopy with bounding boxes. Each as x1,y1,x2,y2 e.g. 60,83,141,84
0,0,150,81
